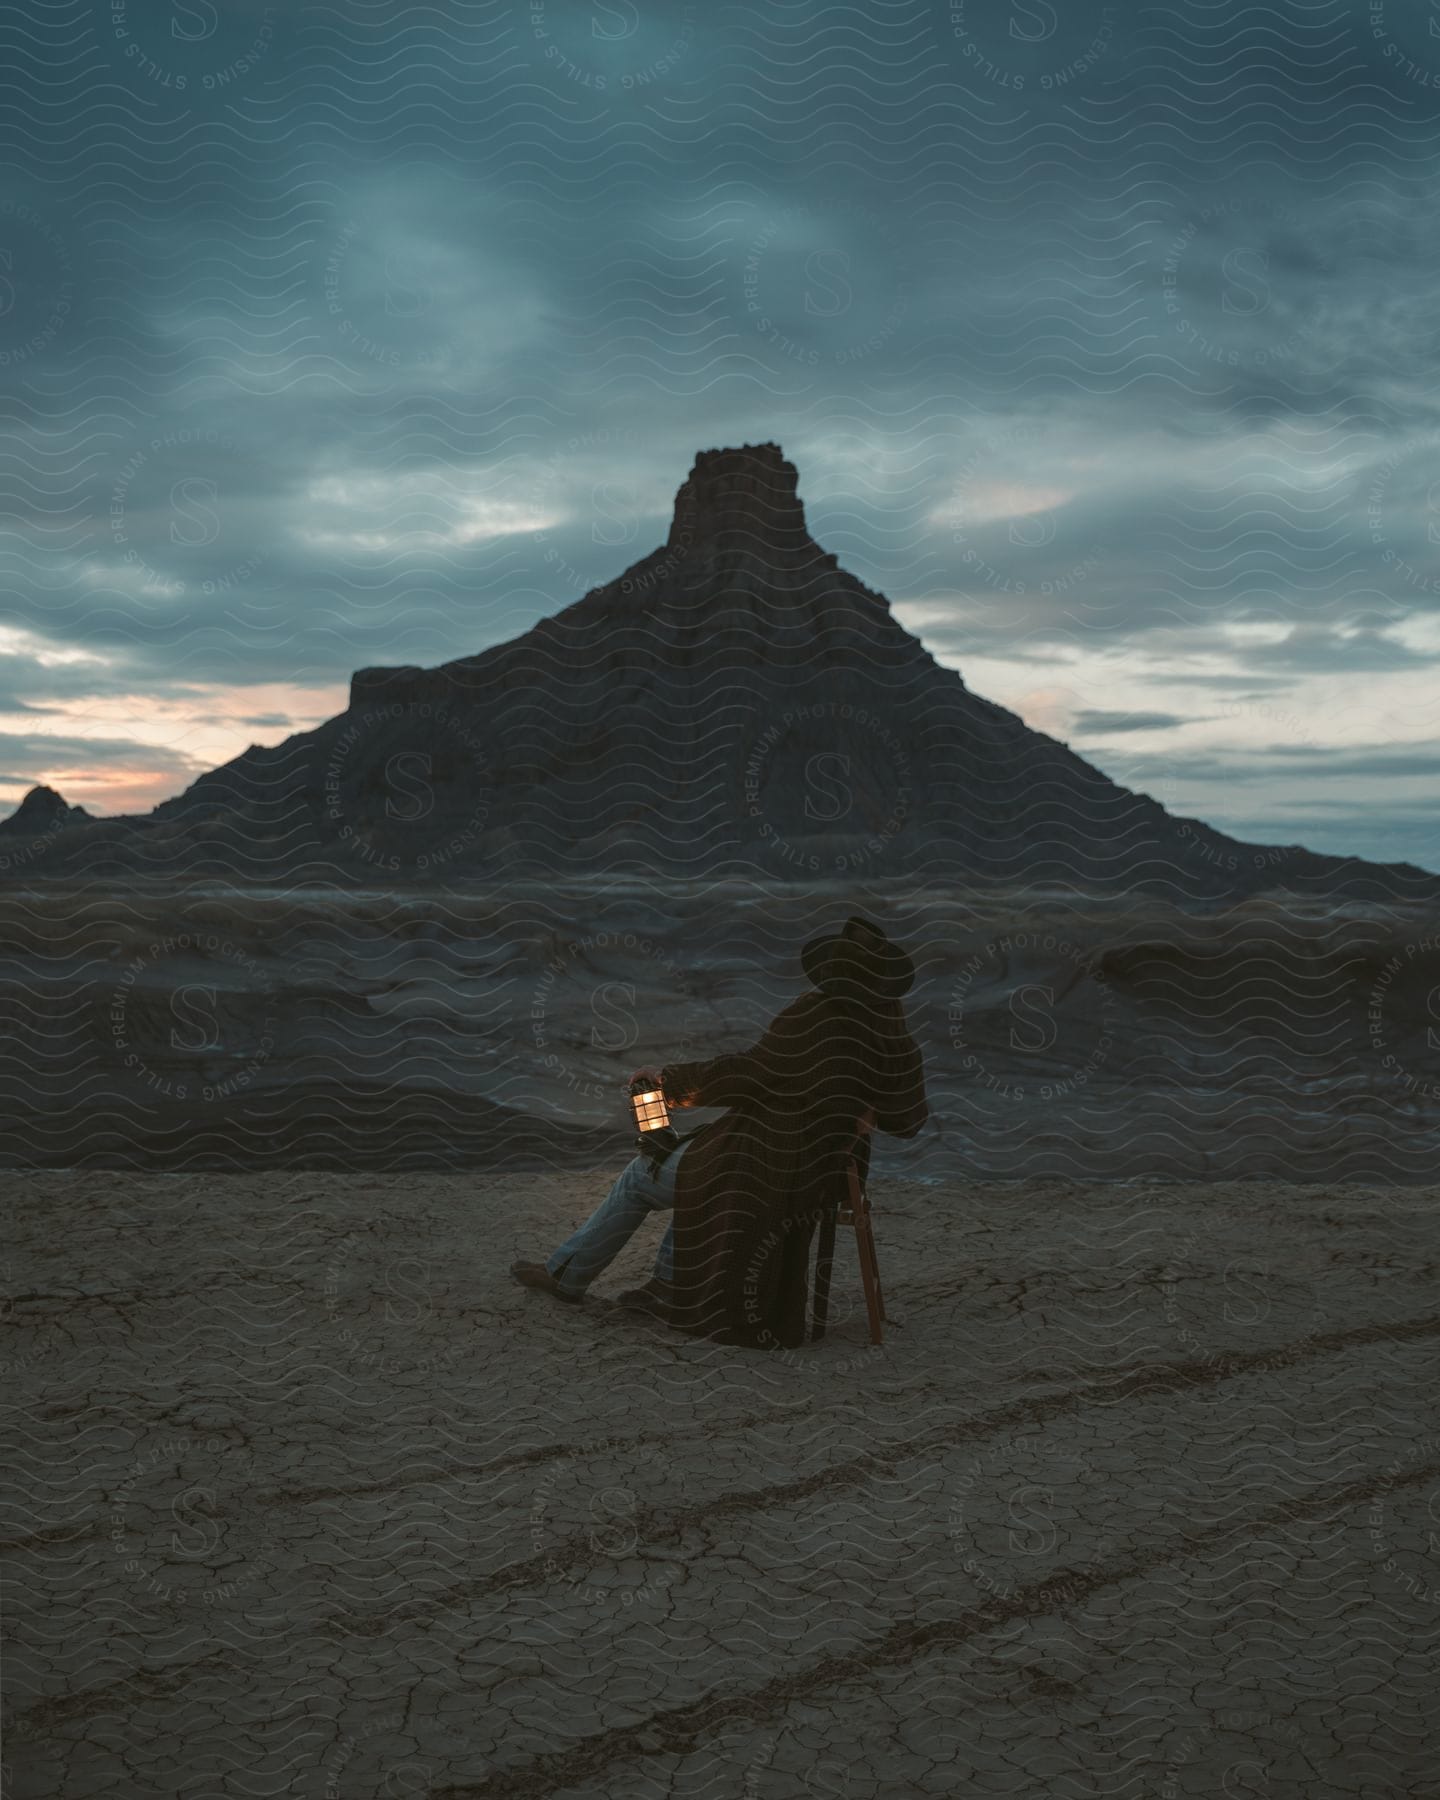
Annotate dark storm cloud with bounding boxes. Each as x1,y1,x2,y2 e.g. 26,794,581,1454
1,0,1437,863
1114,748,1440,788
0,647,263,722
1239,743,1440,781
0,652,202,708
1147,673,1291,693
1238,623,1440,677
1071,710,1200,736
0,730,199,781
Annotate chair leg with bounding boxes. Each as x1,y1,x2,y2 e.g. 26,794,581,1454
862,1199,887,1326
854,1193,884,1346
812,1208,836,1342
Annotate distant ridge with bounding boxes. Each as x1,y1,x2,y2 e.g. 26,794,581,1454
5,444,1436,900
0,784,90,839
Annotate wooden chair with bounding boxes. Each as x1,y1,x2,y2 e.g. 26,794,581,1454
811,1155,887,1346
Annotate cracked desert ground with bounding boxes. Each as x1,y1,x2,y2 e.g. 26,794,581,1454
6,1168,1438,1798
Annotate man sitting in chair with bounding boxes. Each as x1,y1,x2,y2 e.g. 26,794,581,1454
511,916,928,1348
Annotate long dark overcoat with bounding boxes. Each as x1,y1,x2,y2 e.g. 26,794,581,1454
658,988,928,1349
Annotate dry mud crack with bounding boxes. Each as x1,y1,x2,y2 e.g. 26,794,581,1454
427,1458,1440,1800
4,1170,1438,1798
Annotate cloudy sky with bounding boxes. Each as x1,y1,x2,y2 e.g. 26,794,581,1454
3,0,1438,868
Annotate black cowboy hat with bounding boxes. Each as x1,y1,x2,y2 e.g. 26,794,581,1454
801,915,916,1001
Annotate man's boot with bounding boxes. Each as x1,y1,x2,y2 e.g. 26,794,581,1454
510,1260,585,1304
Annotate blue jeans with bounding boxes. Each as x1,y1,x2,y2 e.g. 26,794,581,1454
545,1141,688,1296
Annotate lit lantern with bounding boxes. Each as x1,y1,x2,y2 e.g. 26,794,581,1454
630,1077,671,1134
629,1076,679,1163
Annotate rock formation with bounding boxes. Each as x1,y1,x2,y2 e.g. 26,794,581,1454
0,785,90,837
3,444,1435,899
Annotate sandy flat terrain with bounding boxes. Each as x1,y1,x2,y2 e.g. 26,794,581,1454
5,1168,1439,1798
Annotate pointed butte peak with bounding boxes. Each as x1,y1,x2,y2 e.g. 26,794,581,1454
667,441,811,552
0,784,90,835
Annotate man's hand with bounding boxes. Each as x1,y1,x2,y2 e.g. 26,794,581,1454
628,1067,662,1092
